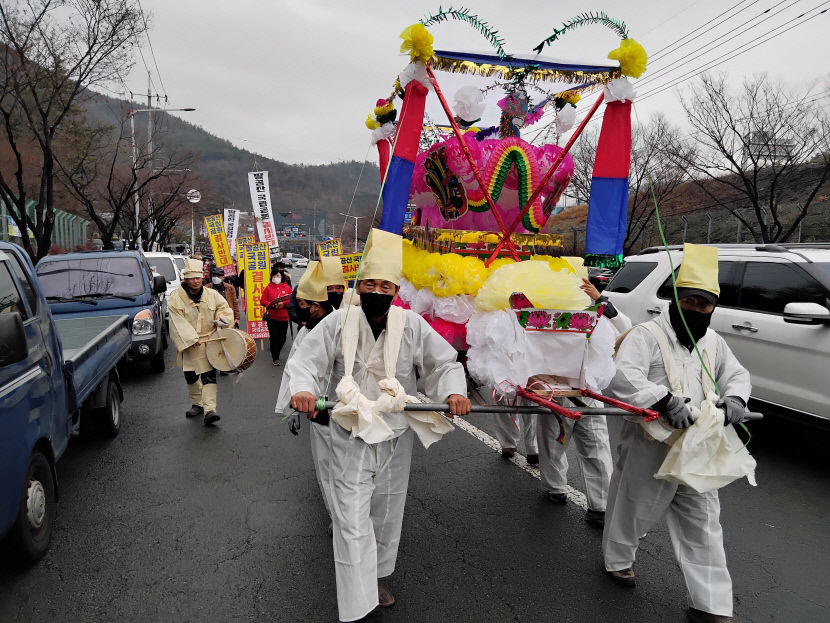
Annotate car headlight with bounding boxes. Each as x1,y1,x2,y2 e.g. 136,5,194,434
133,309,155,336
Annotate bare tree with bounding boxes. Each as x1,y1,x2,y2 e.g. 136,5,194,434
57,113,193,250
671,73,830,243
567,126,597,206
624,115,689,254
566,115,686,254
0,0,144,261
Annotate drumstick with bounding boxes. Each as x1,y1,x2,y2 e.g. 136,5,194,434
201,336,227,343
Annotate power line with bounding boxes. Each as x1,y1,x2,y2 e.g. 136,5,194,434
639,2,830,102
648,0,760,62
637,0,802,89
566,1,819,123
523,2,773,144
136,0,168,98
548,3,830,137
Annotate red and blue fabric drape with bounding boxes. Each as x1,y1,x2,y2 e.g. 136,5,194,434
378,80,428,234
585,100,632,257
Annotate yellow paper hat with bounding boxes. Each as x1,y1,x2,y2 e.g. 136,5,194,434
359,228,402,285
320,256,346,287
676,244,719,303
182,258,204,280
296,261,328,302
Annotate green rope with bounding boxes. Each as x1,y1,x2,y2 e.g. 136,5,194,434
314,87,412,405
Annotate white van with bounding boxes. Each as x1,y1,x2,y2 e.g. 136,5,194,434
145,251,182,318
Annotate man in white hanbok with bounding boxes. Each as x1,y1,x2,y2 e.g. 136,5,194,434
288,229,470,622
603,245,751,623
276,262,336,519
537,278,631,524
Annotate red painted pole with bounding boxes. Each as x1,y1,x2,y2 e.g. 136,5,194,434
425,65,521,261
486,91,605,264
580,388,660,421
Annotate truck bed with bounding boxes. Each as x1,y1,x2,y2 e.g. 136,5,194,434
55,315,131,411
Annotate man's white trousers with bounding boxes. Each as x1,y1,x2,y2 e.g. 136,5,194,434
310,422,333,519
603,420,733,617
493,412,538,454
329,422,414,622
537,413,613,511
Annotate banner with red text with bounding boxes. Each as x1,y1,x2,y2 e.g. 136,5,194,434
204,214,236,276
248,171,280,253
243,242,270,339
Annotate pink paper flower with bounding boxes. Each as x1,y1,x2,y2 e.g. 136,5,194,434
527,310,551,329
569,312,593,331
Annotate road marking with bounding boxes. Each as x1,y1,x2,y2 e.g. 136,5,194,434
452,416,589,510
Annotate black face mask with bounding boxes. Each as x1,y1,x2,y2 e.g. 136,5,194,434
668,301,712,350
360,292,394,318
305,301,333,330
328,291,344,309
296,306,311,324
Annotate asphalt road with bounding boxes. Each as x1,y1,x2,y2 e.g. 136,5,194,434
1,303,829,622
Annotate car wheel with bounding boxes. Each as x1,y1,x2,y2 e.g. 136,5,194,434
95,380,121,438
8,451,56,565
150,350,165,373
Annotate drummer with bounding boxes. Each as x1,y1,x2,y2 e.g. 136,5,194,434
168,258,235,426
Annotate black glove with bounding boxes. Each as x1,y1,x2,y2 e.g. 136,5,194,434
662,395,696,429
716,396,746,425
287,410,301,435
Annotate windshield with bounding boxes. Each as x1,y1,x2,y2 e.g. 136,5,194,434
149,256,177,282
810,262,830,283
173,257,185,271
37,256,145,299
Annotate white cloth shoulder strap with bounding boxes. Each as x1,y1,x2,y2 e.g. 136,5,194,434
332,306,453,448
340,306,361,378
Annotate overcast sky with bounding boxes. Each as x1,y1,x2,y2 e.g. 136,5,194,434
121,0,830,165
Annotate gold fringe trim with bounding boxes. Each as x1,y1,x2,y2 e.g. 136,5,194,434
431,55,620,85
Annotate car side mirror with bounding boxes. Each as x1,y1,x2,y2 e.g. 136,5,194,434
153,274,167,295
0,312,28,366
783,302,830,325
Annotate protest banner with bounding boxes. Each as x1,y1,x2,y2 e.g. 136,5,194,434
247,172,280,254
317,238,342,258
340,253,361,281
223,208,240,249
243,242,270,339
204,214,236,276
236,234,255,268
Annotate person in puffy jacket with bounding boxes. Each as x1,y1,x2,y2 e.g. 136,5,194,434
260,265,293,365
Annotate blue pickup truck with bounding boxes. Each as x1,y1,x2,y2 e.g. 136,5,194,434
0,242,131,564
35,249,168,372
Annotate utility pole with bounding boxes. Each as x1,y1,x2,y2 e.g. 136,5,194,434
146,72,155,249
339,213,368,252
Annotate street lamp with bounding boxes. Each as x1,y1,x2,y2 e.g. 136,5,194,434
339,213,368,252
129,107,196,249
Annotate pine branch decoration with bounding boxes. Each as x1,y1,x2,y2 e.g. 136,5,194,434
533,12,629,54
420,6,509,60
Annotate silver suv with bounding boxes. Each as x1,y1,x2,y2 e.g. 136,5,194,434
603,244,830,422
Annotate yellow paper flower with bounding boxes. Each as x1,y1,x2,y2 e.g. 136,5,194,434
400,23,435,64
558,90,581,105
608,38,648,79
365,114,380,130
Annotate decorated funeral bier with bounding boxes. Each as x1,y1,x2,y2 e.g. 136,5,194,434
364,8,656,427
